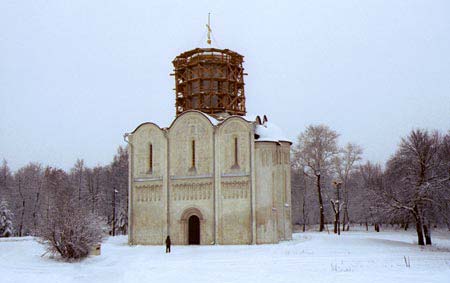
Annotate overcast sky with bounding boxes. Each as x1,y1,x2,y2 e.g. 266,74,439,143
1,0,449,171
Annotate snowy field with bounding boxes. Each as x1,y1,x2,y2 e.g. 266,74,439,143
1,230,450,283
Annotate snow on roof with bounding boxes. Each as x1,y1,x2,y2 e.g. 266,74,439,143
255,121,291,143
203,113,220,125
131,112,290,143
243,114,290,143
242,114,258,122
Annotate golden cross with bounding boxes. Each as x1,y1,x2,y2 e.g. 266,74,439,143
206,13,212,45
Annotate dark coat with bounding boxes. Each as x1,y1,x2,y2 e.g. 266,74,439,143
165,236,171,246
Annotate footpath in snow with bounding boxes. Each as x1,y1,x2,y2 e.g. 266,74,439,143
1,229,450,283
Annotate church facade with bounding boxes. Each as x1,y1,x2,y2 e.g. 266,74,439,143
126,47,292,245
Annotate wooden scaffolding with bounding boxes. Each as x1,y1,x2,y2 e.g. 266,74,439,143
172,48,247,117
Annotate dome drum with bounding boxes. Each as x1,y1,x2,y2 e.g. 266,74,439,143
172,48,246,117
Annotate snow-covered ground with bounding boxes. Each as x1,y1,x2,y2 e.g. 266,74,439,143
1,230,450,283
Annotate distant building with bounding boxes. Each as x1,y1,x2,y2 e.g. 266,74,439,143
126,46,292,245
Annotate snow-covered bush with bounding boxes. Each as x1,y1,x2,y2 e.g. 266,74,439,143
38,205,104,260
37,168,104,260
0,200,14,237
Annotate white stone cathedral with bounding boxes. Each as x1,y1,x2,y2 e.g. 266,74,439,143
125,47,292,245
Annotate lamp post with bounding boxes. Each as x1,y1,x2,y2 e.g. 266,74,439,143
332,180,342,235
112,187,118,236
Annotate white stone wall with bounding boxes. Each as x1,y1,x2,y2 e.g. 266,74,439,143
254,141,292,244
167,112,215,245
217,117,252,244
128,123,167,244
128,110,291,245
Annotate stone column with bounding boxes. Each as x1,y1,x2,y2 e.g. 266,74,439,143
213,127,220,244
164,130,171,238
127,135,134,245
250,130,256,244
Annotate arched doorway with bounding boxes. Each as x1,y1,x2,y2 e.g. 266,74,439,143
181,207,204,245
188,215,200,245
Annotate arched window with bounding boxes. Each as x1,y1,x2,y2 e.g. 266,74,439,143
232,137,239,169
191,140,196,169
149,143,153,173
234,137,238,165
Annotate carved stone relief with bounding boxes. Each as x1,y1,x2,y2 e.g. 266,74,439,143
135,184,162,202
221,179,250,199
172,181,213,201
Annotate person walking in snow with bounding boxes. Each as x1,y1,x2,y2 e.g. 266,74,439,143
165,235,171,253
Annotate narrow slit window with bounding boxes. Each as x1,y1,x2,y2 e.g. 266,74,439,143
232,137,239,169
234,137,238,166
191,140,196,169
149,144,153,173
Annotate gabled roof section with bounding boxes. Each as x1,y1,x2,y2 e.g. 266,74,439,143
130,122,163,134
168,109,218,129
127,111,290,144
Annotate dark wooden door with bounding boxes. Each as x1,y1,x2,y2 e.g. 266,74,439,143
188,215,200,245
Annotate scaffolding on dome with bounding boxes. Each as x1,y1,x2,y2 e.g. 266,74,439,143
171,48,247,117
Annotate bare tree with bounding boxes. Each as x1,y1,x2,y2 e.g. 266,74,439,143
370,130,442,245
300,168,310,232
13,163,43,236
436,132,450,230
70,159,85,204
359,162,385,231
1,145,129,240
330,181,342,234
294,125,339,231
85,166,103,214
0,160,13,201
333,143,363,231
291,159,313,231
107,147,129,235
